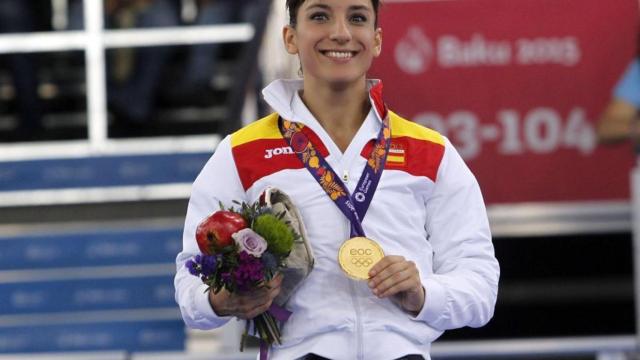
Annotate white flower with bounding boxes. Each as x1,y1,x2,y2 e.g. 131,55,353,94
232,228,268,257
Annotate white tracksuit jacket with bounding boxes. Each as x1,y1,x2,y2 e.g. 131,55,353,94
174,79,500,360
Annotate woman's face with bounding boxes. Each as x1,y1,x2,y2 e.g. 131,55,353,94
284,0,382,87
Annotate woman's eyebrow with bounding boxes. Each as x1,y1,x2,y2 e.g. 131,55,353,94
303,3,372,14
304,4,331,12
348,5,372,13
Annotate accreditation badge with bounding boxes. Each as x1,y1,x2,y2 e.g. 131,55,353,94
338,237,384,280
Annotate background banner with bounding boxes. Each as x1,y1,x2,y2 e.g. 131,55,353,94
371,0,639,204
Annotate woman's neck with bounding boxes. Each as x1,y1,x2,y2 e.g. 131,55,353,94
300,79,371,153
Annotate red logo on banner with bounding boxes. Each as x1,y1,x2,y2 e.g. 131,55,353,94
395,27,435,74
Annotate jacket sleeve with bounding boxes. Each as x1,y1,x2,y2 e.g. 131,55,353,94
413,137,500,330
174,135,248,330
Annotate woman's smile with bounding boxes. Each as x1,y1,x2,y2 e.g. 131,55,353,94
320,49,359,61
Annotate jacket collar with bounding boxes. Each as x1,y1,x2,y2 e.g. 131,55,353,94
262,79,386,123
261,79,386,146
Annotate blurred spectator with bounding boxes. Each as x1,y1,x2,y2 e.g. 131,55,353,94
171,0,265,114
177,0,240,95
597,25,640,144
238,0,268,117
597,57,640,144
69,0,180,126
0,0,44,140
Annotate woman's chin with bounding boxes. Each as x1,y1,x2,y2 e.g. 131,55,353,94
323,75,367,90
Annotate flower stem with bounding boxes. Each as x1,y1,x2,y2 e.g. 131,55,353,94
240,319,250,352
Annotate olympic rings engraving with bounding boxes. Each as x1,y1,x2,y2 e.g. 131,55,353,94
350,257,373,267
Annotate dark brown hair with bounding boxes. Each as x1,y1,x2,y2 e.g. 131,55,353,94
286,0,381,27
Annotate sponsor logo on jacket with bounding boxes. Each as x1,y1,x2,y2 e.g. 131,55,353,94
264,146,294,159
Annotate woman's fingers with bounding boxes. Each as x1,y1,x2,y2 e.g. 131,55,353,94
230,275,283,319
368,256,418,297
367,255,425,313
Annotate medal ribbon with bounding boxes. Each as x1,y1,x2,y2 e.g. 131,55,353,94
277,107,391,238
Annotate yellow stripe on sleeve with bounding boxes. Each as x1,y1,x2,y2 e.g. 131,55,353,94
389,111,445,146
231,113,282,148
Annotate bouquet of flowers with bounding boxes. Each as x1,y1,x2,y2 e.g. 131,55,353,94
186,188,314,351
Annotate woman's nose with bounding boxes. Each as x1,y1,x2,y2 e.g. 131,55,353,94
329,18,352,43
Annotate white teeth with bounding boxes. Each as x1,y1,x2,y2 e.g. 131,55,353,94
325,51,353,59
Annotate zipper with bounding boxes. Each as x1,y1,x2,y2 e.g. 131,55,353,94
341,166,362,358
349,278,364,360
345,218,364,360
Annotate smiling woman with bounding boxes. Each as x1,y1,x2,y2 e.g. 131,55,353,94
283,0,382,139
174,0,500,359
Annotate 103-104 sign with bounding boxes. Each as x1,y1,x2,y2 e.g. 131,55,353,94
414,107,596,160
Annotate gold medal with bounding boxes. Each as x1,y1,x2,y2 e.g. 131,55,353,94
338,237,384,280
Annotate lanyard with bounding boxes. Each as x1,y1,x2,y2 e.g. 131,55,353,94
278,110,391,237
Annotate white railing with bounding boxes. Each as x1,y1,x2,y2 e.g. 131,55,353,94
0,0,254,157
0,351,127,360
0,336,635,359
431,336,636,359
126,335,638,359
488,200,632,236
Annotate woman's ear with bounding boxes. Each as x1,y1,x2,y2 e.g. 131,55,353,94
374,28,382,57
283,25,299,55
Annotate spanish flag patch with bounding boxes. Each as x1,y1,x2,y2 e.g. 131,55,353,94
387,145,406,166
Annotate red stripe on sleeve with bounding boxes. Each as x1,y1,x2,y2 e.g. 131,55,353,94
232,138,304,191
402,137,444,182
360,137,445,182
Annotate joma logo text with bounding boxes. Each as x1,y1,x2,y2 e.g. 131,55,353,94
264,147,293,159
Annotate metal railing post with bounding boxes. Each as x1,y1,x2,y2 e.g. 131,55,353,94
83,0,108,152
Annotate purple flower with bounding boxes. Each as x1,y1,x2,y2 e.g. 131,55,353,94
186,254,218,278
232,228,268,257
221,272,232,284
233,251,265,291
200,255,218,276
186,259,199,276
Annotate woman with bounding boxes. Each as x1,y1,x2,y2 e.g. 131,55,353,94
174,1,499,359
597,26,640,144
597,57,640,143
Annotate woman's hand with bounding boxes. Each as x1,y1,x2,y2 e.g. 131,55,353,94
368,256,425,314
209,273,283,319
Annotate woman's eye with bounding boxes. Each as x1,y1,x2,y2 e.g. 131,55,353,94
350,14,367,23
310,12,329,21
